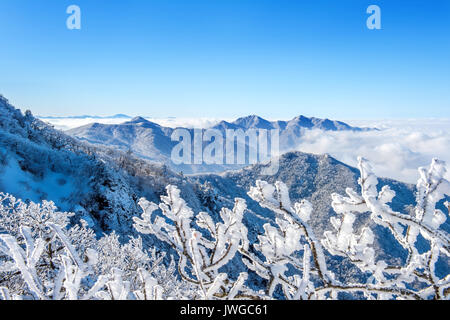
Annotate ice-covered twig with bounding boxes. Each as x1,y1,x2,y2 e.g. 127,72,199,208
248,181,331,286
0,227,46,300
133,185,251,299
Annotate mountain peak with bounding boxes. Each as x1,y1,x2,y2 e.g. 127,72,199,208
237,114,262,120
127,116,150,124
233,115,273,129
292,115,308,119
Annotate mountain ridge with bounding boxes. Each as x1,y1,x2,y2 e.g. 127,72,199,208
38,114,132,120
66,114,373,174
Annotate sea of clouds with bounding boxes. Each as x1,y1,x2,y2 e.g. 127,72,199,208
300,118,450,184
39,116,450,184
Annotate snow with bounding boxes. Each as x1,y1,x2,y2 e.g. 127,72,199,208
1,95,449,300
0,152,79,211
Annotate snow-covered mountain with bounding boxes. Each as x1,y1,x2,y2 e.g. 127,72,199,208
0,95,244,247
2,95,446,288
66,114,372,174
0,96,180,239
212,115,367,131
68,116,175,165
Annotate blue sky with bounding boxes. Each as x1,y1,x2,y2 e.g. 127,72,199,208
0,0,449,119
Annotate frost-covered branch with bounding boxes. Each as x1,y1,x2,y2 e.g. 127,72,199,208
0,196,191,300
247,181,332,293
1,156,449,300
321,157,450,299
133,185,259,299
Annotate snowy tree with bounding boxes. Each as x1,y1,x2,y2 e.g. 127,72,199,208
0,221,106,300
243,180,333,299
133,185,265,299
242,157,450,299
322,157,450,299
133,157,449,300
1,157,449,300
0,195,191,300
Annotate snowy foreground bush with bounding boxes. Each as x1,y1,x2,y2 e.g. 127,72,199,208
1,158,449,300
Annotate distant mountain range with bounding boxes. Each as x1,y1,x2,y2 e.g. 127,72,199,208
0,95,447,285
66,115,373,173
213,114,370,131
39,114,132,120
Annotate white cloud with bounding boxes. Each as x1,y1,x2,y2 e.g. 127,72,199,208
146,117,224,129
295,119,450,184
345,118,450,134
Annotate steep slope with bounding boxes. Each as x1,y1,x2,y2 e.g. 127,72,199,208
0,95,184,238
